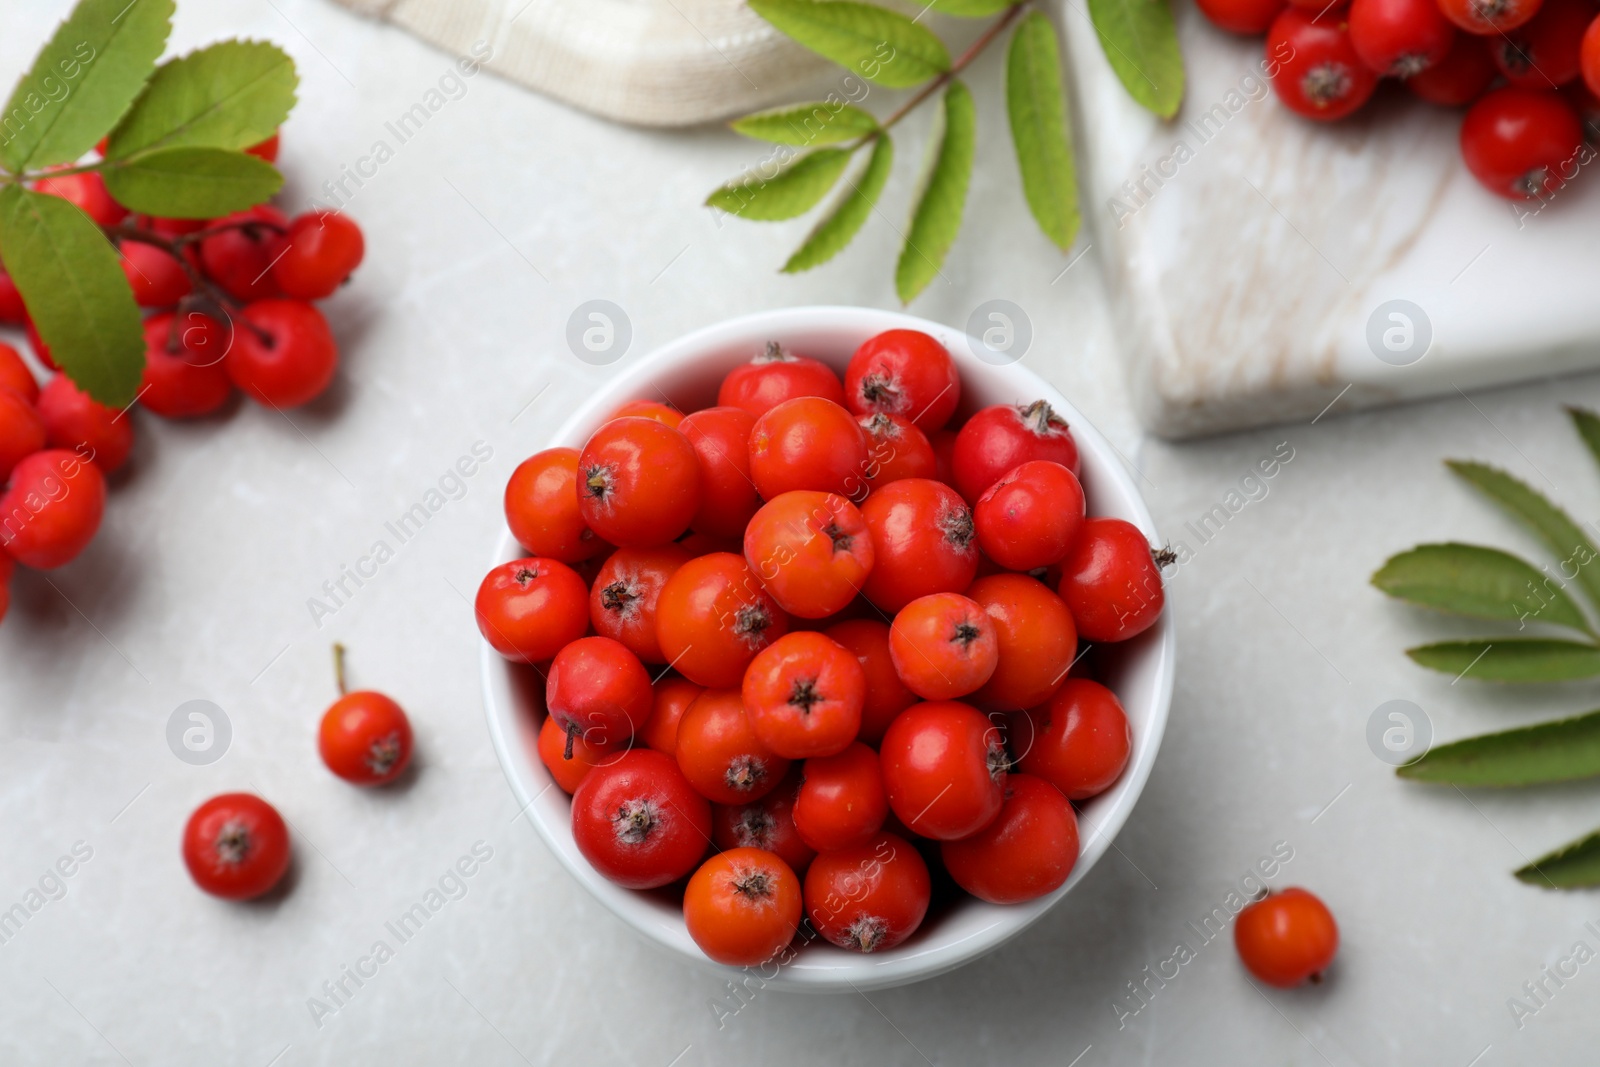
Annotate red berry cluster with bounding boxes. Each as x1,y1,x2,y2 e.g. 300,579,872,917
477,329,1167,966
183,645,415,901
0,131,364,622
1198,0,1598,200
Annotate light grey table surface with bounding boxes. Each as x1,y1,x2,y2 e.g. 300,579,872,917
4,1,1600,1063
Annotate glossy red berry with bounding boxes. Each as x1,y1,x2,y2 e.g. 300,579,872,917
120,240,192,308
138,313,234,419
748,396,870,500
859,412,938,487
940,774,1079,904
1012,678,1132,799
967,573,1078,712
717,342,846,416
859,478,978,612
181,793,292,900
577,417,701,547
504,447,607,562
675,688,791,805
1348,0,1456,77
320,689,414,785
889,592,999,701
1234,888,1340,987
272,211,366,299
973,460,1085,571
0,449,105,569
1267,9,1380,121
199,206,286,301
792,742,888,852
655,552,790,688
36,375,133,473
743,490,874,619
589,543,692,663
570,749,711,889
951,400,1080,505
474,557,590,664
225,300,339,408
683,848,802,966
1460,87,1584,199
741,631,866,759
843,329,960,432
1058,518,1166,643
546,635,653,751
804,831,930,952
880,700,1006,840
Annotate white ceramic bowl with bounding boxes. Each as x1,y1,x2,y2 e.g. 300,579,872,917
481,306,1174,993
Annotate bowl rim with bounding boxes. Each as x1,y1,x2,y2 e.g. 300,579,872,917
481,305,1174,993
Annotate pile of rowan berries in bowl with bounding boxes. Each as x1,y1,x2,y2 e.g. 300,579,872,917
476,314,1172,980
0,132,363,622
1198,0,1600,200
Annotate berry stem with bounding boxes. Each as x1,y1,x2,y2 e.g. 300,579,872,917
848,1,1032,152
564,722,579,760
333,642,349,696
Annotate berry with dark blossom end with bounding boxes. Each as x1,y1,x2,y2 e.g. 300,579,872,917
224,299,339,408
1460,87,1584,200
320,688,414,786
804,832,930,952
570,749,711,889
182,793,292,900
1267,8,1379,122
843,329,960,432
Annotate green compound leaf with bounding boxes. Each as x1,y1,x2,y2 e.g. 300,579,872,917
0,186,142,406
1516,828,1600,889
747,0,950,89
1086,0,1184,118
1006,12,1078,251
1568,406,1600,474
0,0,174,171
924,0,1018,14
784,133,892,273
106,39,297,158
1407,639,1600,683
1447,460,1600,611
731,102,878,146
707,147,854,221
1398,708,1600,787
102,146,281,217
1371,542,1594,636
895,80,976,304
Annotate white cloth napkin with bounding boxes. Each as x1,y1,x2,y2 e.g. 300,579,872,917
329,0,833,126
